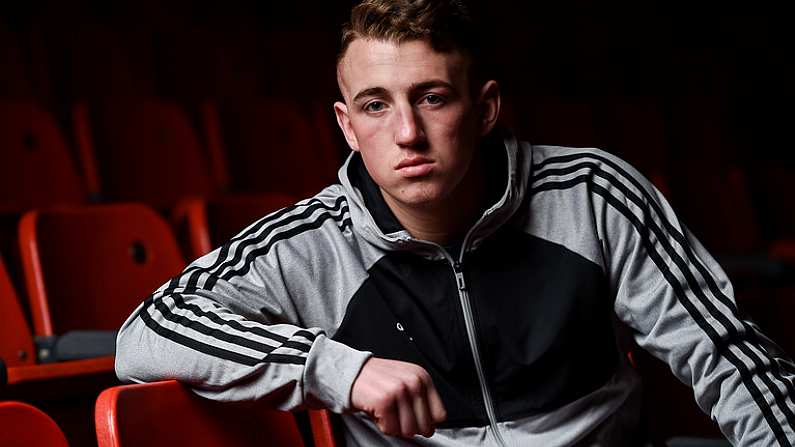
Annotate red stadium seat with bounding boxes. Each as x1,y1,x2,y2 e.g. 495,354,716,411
309,409,345,447
2,251,115,388
173,193,297,258
77,98,219,209
0,254,35,369
95,380,310,447
216,100,342,197
0,401,69,447
3,251,114,447
0,101,87,213
18,203,185,338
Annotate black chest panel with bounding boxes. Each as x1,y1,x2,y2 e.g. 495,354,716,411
332,229,618,427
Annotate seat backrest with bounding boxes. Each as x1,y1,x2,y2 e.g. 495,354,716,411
95,380,305,447
88,98,216,208
0,101,86,213
222,100,341,197
0,401,69,447
0,255,36,367
18,203,185,336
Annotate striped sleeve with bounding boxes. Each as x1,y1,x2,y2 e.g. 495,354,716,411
115,196,371,413
532,149,795,446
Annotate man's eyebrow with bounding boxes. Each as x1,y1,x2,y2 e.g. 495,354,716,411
352,80,456,104
352,87,388,104
410,79,455,92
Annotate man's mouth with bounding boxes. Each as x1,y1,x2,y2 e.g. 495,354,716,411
395,157,434,177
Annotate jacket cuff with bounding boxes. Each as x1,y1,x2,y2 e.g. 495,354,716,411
303,334,372,413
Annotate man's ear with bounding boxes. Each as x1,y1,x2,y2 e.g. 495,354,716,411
333,101,360,152
477,80,501,136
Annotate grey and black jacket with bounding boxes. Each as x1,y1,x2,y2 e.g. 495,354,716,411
116,134,795,446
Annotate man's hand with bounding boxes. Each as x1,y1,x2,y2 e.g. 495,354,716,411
351,357,447,438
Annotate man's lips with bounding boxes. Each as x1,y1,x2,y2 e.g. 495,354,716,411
395,156,433,170
395,157,434,177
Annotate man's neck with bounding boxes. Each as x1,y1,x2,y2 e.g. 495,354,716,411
381,159,486,245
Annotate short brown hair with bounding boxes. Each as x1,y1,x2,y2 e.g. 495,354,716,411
338,0,481,72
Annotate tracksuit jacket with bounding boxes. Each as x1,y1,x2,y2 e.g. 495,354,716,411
116,133,795,446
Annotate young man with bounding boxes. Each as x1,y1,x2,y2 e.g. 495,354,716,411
116,1,795,445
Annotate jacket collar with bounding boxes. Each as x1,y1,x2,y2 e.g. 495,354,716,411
338,131,530,259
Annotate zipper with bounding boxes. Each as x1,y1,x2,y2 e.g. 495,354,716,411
398,206,509,445
449,259,509,447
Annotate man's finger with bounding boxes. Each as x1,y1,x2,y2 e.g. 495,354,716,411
396,386,419,438
412,386,434,437
426,381,447,424
373,403,400,436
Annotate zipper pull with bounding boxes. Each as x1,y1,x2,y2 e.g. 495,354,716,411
453,262,466,291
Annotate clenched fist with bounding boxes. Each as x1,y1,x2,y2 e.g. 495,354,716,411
351,357,447,438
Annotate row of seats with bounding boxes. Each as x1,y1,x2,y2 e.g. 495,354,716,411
3,94,794,254
1,200,299,372
1,16,341,105
1,96,792,338
1,380,339,446
0,98,341,214
0,200,297,445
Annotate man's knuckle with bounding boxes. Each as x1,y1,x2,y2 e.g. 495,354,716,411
374,392,392,409
394,381,411,397
407,363,423,374
406,375,423,393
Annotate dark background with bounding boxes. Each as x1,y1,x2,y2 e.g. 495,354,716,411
3,0,793,248
2,1,794,444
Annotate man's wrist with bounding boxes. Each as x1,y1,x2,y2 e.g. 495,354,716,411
303,334,372,413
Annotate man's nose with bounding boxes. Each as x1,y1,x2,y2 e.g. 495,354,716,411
394,105,426,148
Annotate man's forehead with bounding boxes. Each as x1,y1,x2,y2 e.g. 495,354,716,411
338,38,468,100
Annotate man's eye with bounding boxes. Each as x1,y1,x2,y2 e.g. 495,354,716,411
423,94,445,105
365,101,386,113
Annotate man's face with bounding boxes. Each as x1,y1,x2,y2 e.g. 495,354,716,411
335,38,496,210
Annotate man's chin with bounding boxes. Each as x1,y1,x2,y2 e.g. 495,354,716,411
382,183,450,210
394,193,447,209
